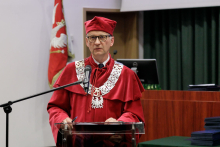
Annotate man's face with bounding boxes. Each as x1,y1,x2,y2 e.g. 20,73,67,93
86,31,114,59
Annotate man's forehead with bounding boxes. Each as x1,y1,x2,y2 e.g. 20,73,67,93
87,31,109,36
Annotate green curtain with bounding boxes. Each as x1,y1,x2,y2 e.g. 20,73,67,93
144,7,220,90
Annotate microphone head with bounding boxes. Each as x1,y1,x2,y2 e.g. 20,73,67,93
84,65,92,95
85,65,92,72
113,50,117,55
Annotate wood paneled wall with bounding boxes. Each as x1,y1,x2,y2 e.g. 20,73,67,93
83,8,139,59
139,90,220,142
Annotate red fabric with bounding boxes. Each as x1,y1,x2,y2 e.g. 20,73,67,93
48,0,68,86
84,16,117,35
47,55,145,145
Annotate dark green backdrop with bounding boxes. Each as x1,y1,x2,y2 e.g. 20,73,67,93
144,7,220,90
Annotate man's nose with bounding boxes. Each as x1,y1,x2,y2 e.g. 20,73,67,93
94,37,101,44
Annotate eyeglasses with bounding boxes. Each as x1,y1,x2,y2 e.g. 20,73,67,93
86,35,111,43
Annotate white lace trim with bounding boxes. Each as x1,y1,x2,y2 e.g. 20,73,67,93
75,60,123,109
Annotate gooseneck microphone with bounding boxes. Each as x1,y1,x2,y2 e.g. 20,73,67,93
83,65,92,95
113,50,117,59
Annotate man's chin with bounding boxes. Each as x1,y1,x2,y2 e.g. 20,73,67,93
93,52,104,56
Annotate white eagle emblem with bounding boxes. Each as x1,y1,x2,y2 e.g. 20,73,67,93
50,3,67,49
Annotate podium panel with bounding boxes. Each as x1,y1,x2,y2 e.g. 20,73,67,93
55,122,144,147
140,90,220,142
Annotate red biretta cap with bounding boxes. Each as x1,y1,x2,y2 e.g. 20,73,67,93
84,16,117,36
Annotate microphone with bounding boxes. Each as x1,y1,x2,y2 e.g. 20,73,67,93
83,65,92,95
112,50,117,59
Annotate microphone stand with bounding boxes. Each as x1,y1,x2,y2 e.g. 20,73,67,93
0,80,83,147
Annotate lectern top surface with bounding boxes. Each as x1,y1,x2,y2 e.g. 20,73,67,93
54,122,145,134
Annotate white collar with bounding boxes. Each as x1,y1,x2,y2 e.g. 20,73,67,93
92,55,110,67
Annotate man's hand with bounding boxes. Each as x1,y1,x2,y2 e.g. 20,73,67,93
61,117,73,130
105,117,118,122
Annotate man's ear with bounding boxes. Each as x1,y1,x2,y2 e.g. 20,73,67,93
110,36,114,47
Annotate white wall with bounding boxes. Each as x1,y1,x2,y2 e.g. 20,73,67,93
0,0,121,147
121,0,220,11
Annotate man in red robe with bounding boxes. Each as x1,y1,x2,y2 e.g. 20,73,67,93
47,16,145,147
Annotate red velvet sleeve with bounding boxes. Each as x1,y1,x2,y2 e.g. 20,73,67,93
117,69,145,123
47,89,71,143
117,99,144,122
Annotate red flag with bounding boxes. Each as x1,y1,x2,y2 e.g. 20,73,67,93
48,0,68,88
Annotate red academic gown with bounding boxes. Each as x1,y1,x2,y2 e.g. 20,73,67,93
47,55,145,146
